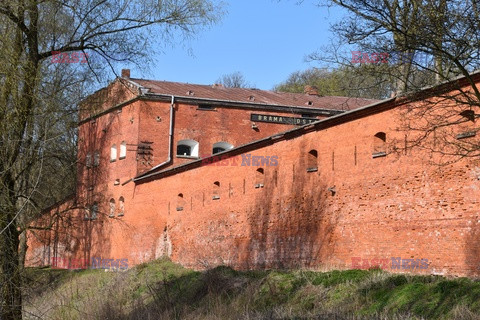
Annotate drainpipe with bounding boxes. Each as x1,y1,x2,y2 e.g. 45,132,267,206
142,95,174,173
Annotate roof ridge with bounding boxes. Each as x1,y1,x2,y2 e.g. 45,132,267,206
130,78,380,100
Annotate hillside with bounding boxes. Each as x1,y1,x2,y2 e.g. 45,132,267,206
23,258,480,319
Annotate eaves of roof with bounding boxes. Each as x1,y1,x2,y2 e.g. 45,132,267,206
142,92,344,116
78,89,346,126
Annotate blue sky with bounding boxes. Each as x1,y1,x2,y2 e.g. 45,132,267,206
132,1,345,90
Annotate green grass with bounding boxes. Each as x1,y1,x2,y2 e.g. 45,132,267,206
22,259,480,319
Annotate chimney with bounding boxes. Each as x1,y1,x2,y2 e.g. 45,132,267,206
121,69,130,79
304,85,319,96
212,83,224,88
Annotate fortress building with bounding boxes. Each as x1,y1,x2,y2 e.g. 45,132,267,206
26,69,480,276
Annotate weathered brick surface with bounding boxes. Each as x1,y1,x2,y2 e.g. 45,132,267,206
134,100,330,174
26,83,480,277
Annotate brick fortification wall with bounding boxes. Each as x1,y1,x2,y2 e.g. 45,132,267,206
125,104,480,277
27,94,480,277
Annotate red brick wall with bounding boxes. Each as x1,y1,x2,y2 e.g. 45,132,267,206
77,98,140,205
27,90,480,277
135,99,328,172
123,104,479,276
79,80,138,121
26,197,79,268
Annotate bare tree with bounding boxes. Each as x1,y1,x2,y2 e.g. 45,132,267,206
215,71,252,88
308,1,480,93
303,0,480,159
0,0,222,318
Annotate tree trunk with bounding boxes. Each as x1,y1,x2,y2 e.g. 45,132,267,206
0,176,23,320
18,231,27,272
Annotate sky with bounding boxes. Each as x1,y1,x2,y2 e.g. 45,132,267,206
131,1,345,90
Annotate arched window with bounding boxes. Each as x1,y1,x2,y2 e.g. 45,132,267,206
457,110,476,140
91,202,98,220
307,149,318,172
177,139,199,157
212,142,234,154
118,196,124,216
213,181,220,200
93,151,100,167
255,168,264,188
176,193,184,211
373,132,387,157
110,144,117,162
119,141,127,159
109,199,115,217
460,109,475,122
86,153,92,168
84,207,90,220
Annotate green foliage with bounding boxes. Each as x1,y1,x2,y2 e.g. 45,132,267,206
307,269,372,287
0,1,224,317
273,66,394,99
23,259,480,319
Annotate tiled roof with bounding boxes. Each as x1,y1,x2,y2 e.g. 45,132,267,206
129,79,379,111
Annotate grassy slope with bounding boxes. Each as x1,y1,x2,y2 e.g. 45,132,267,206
23,258,480,320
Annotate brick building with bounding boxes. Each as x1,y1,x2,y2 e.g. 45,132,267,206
26,69,480,277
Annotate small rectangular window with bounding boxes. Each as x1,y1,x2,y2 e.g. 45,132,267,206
86,153,92,168
307,150,318,172
91,203,98,220
197,104,215,111
93,151,100,166
84,202,98,220
119,141,127,159
111,144,117,162
118,197,125,216
456,131,476,139
373,132,387,157
372,151,387,158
